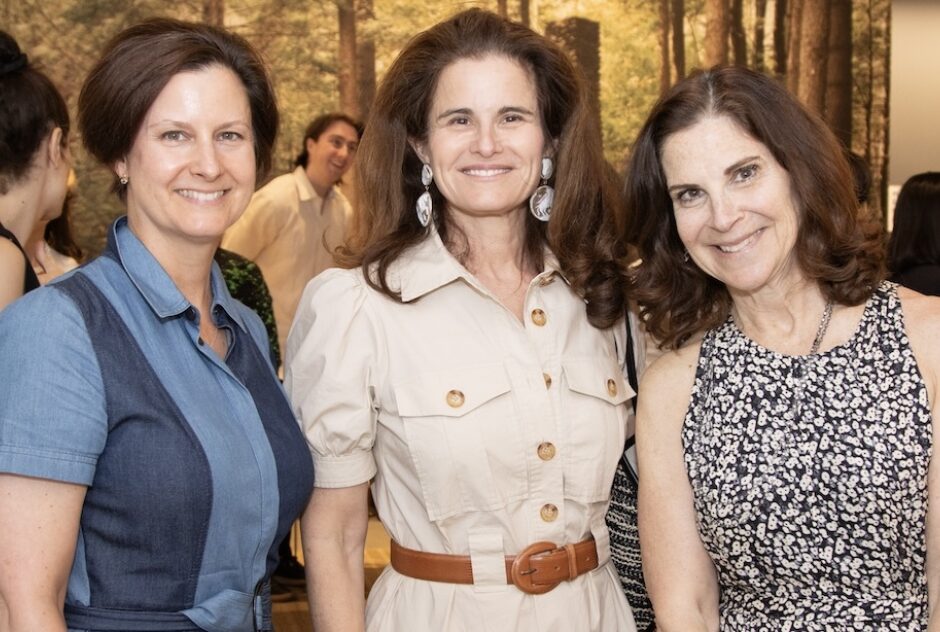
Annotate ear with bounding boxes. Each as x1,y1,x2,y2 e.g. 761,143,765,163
305,137,317,153
544,137,559,160
409,139,430,165
46,127,68,167
112,157,128,181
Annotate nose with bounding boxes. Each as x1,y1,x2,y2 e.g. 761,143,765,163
191,138,221,179
471,124,501,157
709,192,743,232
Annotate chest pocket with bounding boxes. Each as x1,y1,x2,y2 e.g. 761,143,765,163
561,358,631,502
394,364,526,522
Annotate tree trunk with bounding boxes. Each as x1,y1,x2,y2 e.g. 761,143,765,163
497,0,507,18
337,0,358,117
672,0,685,79
773,0,787,77
703,0,729,66
825,0,853,145
796,0,829,114
753,0,768,72
545,18,601,139
356,0,376,119
659,0,671,95
786,0,803,93
731,0,747,66
203,0,224,26
519,0,530,27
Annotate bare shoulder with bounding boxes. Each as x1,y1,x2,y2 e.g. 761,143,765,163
896,287,940,397
637,334,704,437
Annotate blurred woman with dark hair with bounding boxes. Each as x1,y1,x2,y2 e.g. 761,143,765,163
0,19,312,631
286,8,639,631
627,66,940,630
888,172,940,296
0,30,71,309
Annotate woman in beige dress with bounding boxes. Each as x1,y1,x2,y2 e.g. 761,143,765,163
285,9,639,632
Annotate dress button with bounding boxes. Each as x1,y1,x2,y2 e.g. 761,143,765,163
531,309,547,326
543,373,552,389
606,378,618,397
540,503,558,522
537,442,556,461
538,276,554,287
446,389,465,408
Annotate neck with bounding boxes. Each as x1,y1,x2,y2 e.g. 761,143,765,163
730,281,831,355
447,208,532,278
0,182,44,245
305,165,334,199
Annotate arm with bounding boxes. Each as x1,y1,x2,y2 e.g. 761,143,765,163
0,239,26,310
636,345,720,631
301,483,369,632
0,474,86,631
899,290,940,630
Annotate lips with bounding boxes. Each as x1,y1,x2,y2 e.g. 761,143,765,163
716,228,763,253
177,189,226,202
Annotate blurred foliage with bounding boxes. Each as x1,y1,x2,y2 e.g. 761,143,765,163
1,0,889,255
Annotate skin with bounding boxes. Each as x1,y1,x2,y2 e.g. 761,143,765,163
637,115,940,631
305,121,359,198
0,128,70,309
0,64,258,629
302,53,552,631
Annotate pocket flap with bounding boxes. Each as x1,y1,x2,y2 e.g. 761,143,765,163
394,364,512,418
562,358,633,405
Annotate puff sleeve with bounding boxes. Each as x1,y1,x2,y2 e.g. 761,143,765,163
284,269,383,488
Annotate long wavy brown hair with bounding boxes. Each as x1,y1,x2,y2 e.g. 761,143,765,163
340,8,627,329
625,66,885,349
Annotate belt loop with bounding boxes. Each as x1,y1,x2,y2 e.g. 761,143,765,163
467,529,506,591
564,543,578,580
589,515,611,566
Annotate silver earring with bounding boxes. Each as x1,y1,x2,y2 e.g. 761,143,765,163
683,250,690,263
119,174,128,185
415,163,433,227
529,157,554,222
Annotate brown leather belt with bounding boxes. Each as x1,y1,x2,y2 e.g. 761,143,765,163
390,537,599,595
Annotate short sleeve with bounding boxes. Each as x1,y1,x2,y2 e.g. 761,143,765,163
284,269,381,488
0,286,107,484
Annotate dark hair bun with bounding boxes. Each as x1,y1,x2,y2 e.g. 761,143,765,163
0,31,28,76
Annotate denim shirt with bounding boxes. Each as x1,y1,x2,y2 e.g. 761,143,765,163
0,217,313,632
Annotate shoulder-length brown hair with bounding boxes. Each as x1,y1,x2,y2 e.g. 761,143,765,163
625,66,885,349
342,8,627,329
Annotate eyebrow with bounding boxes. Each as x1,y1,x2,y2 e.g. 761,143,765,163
666,155,763,194
435,105,536,121
148,119,250,130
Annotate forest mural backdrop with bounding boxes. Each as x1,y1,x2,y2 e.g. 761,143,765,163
1,0,891,255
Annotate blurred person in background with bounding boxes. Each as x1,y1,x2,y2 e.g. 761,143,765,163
888,171,940,296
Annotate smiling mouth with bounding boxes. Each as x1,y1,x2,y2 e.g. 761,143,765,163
178,189,226,202
462,167,511,177
716,228,763,253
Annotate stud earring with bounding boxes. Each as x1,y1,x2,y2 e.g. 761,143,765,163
529,157,554,222
415,163,433,227
119,174,128,185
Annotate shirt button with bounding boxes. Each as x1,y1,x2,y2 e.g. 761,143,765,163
606,378,618,397
538,276,554,287
537,442,556,461
542,373,552,389
540,503,558,522
446,389,465,408
531,309,547,327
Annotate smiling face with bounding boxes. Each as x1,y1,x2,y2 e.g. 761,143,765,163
118,64,255,250
414,54,549,222
305,120,359,196
661,115,804,297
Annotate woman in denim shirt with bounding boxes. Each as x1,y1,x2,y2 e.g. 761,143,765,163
0,19,313,631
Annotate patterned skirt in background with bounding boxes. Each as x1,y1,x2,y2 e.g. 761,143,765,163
607,459,655,631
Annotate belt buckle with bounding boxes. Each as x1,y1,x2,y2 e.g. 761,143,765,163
510,541,561,595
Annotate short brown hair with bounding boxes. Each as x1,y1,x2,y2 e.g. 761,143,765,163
625,66,885,349
78,18,278,199
345,8,627,329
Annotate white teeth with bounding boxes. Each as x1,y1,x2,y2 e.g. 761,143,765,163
178,190,225,202
718,230,759,253
464,168,508,176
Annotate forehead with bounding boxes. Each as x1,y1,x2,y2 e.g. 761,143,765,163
319,121,359,142
661,115,769,177
146,65,249,120
431,54,538,112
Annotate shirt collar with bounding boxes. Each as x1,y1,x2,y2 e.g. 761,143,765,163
292,165,332,203
105,216,249,331
386,225,567,302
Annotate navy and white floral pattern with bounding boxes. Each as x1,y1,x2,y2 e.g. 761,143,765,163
683,282,932,630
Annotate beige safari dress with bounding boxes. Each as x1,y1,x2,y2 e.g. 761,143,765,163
285,230,638,631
